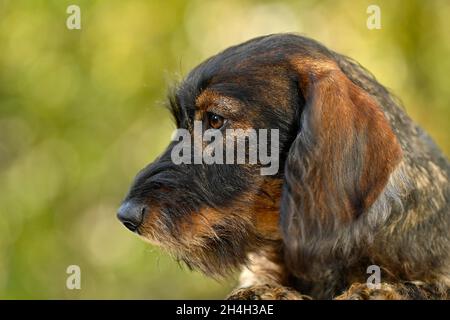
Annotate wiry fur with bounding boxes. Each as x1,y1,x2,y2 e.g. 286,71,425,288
119,34,450,299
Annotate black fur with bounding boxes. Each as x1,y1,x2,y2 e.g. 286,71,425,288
120,34,450,299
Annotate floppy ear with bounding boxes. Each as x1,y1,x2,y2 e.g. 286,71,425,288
280,59,402,275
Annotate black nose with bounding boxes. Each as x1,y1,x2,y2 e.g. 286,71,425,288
117,201,147,232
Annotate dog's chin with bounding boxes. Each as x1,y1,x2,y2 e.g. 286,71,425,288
138,226,267,277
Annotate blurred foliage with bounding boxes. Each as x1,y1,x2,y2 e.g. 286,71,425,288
0,0,449,299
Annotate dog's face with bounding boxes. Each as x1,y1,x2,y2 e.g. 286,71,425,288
117,36,299,275
118,34,402,277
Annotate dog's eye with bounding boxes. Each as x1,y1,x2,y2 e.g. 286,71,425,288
207,112,225,129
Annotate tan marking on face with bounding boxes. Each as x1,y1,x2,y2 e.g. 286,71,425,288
178,208,224,244
195,90,239,117
195,89,253,129
138,176,283,252
189,181,282,243
138,205,171,246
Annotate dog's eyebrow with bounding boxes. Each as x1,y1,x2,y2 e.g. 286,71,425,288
168,77,205,131
168,70,216,130
167,88,185,129
195,89,245,119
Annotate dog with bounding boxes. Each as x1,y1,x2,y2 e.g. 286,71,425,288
117,34,450,299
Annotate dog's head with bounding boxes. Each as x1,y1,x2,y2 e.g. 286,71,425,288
117,34,402,277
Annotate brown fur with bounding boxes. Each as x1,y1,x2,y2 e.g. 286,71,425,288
119,34,450,300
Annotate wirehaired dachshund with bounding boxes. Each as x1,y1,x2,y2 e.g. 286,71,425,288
118,34,450,299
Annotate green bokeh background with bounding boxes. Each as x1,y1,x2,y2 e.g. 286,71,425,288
0,0,449,299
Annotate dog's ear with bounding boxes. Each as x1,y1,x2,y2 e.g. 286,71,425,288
280,59,402,275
